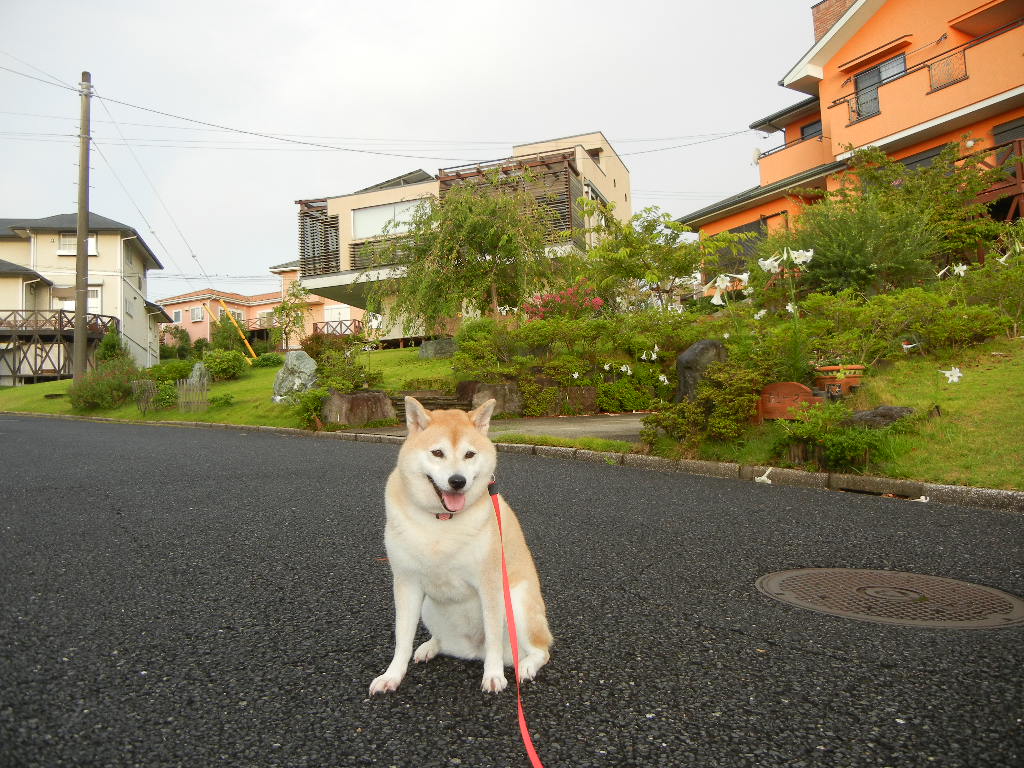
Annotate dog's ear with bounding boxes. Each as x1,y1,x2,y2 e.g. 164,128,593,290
469,398,496,434
405,396,431,435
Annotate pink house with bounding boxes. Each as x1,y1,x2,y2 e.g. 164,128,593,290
159,260,363,350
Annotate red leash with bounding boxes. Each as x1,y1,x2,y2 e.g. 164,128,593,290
489,480,545,768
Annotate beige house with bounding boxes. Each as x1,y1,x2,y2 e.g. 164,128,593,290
0,213,168,384
296,131,631,340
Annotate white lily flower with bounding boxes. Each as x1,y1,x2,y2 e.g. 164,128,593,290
710,291,726,306
640,351,649,361
658,374,670,385
939,366,963,383
620,364,632,375
786,302,797,315
755,468,772,484
729,272,750,287
754,309,767,320
996,254,1010,265
649,349,657,360
936,265,950,278
571,372,580,380
757,255,783,274
653,344,660,353
603,363,611,371
952,263,968,277
789,249,814,265
723,332,730,339
713,274,732,291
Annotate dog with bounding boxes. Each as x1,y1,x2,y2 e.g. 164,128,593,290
369,396,552,694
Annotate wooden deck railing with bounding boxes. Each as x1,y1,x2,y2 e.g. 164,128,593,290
312,319,364,336
0,309,118,334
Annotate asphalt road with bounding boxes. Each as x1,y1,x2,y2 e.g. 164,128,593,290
1,415,1021,768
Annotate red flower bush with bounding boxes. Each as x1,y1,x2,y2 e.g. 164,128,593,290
522,283,604,321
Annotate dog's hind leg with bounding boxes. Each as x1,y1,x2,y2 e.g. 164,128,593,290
414,636,439,663
506,584,552,682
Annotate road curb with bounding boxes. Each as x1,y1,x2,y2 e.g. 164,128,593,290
5,410,1022,514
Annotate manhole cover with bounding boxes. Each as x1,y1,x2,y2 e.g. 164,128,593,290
756,569,1024,629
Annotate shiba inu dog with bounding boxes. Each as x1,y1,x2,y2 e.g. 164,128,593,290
369,396,552,694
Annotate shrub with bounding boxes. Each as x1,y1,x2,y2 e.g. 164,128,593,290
641,361,764,447
294,387,330,428
774,401,886,471
301,332,363,364
597,376,655,413
452,318,503,381
253,352,284,368
209,393,235,407
153,380,178,409
144,359,194,383
318,349,383,393
96,329,132,364
68,358,137,411
518,379,561,417
203,349,248,381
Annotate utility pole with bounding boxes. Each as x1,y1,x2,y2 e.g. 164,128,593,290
72,71,92,381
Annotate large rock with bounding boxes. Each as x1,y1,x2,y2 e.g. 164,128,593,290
273,350,318,400
322,390,396,427
674,339,727,403
188,361,211,388
420,338,456,359
458,380,522,415
845,405,915,429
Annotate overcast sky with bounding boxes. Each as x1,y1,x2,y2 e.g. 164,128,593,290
1,0,816,301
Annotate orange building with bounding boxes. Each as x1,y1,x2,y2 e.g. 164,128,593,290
679,0,1024,240
158,260,363,350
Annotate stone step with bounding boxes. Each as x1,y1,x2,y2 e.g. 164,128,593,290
391,390,471,420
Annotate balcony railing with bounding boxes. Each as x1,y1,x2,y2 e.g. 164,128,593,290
0,309,118,335
312,319,364,337
830,19,1023,123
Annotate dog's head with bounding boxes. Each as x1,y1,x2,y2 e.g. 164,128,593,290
399,396,497,520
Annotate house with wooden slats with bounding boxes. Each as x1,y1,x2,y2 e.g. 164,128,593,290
677,0,1024,245
295,131,630,341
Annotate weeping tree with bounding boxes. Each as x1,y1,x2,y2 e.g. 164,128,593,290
362,171,558,335
577,200,754,311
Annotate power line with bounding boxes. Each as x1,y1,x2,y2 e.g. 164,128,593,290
1,62,756,160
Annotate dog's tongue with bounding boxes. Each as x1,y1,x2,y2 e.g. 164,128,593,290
442,492,466,513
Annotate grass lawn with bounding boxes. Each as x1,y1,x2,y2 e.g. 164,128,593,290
695,337,1024,490
849,338,1024,490
2,344,1021,490
366,347,456,391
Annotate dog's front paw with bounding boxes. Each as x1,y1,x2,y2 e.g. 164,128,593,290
369,671,404,695
480,671,508,693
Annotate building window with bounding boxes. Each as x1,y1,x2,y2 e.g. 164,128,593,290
57,233,98,255
351,200,420,240
853,54,906,120
800,120,823,140
53,288,101,314
190,306,204,322
172,310,182,323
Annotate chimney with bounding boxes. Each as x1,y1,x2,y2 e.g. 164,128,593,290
811,0,858,41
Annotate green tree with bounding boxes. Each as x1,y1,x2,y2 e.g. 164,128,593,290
162,324,192,359
364,171,556,335
209,314,249,353
272,280,312,350
578,201,753,311
760,140,1011,295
